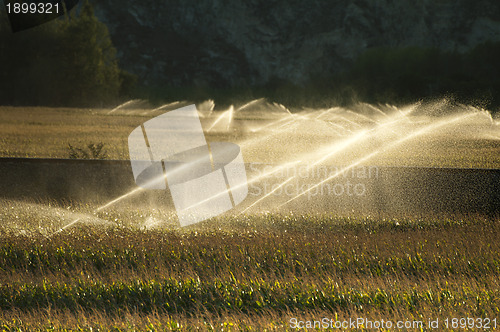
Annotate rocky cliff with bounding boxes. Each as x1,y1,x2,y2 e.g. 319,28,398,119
92,0,500,88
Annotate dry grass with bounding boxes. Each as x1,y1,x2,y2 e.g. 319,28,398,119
0,105,499,168
0,106,143,159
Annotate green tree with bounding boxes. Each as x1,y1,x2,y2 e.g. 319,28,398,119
59,0,121,106
0,0,126,107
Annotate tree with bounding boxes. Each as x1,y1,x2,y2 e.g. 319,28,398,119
0,0,124,107
59,0,121,106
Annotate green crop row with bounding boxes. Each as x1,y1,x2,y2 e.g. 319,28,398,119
1,241,499,279
1,278,498,316
1,213,499,330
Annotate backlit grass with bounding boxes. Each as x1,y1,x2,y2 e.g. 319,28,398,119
0,105,499,168
0,204,499,330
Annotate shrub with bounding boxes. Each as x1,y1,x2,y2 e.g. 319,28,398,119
67,142,108,159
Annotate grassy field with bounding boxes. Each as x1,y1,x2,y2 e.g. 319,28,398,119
0,103,499,330
0,105,499,168
0,106,142,159
0,202,499,330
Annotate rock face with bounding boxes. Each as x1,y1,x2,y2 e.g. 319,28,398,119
92,0,500,87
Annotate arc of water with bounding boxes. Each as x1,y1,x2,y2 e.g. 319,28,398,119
278,112,476,207
361,102,389,118
239,111,434,213
240,119,300,149
141,101,189,115
315,108,335,120
325,121,354,134
238,130,370,214
207,107,233,132
181,160,302,212
236,98,265,112
227,106,234,131
272,103,294,118
108,100,142,114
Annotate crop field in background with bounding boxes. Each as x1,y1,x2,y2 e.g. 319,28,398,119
0,199,499,330
0,104,499,168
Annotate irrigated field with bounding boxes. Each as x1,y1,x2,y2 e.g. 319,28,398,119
0,202,499,330
0,100,499,330
0,101,499,168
